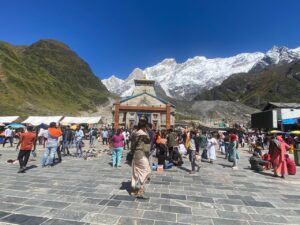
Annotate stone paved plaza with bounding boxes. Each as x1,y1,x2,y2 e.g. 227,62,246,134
0,142,300,225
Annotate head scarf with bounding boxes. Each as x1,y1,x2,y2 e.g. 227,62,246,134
276,135,283,142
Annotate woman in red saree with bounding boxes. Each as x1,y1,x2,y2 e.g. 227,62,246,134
271,136,289,178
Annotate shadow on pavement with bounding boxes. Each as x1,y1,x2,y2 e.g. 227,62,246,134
26,165,38,171
178,166,191,172
218,163,232,168
120,181,132,195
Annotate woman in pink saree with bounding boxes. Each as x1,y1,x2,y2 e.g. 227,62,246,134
271,136,289,178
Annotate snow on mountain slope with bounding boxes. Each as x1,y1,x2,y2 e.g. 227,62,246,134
251,46,300,71
103,46,300,99
102,75,124,93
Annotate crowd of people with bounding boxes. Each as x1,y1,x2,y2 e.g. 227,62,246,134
1,124,110,172
1,120,299,199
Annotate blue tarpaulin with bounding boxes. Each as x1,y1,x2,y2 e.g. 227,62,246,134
282,118,298,125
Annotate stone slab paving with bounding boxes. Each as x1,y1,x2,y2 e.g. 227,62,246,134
0,142,300,225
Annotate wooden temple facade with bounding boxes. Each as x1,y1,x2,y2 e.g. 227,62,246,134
112,78,175,129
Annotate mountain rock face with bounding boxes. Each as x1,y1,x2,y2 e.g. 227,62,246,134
187,100,259,122
103,46,300,99
0,39,110,115
194,60,300,109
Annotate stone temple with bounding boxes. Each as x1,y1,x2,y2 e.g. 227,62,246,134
112,77,175,129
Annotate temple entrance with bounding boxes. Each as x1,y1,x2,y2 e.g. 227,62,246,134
137,112,151,124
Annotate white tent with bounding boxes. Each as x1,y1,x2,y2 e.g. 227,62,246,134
60,116,101,125
0,116,19,124
22,116,63,126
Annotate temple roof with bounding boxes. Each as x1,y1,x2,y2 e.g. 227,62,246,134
120,92,176,108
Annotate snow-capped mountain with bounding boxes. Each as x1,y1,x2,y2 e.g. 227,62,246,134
251,46,300,71
103,46,300,99
102,75,124,93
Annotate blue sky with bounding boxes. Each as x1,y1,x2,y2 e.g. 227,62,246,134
0,0,300,79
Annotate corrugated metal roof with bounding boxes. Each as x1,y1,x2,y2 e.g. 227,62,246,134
269,102,300,108
263,102,300,111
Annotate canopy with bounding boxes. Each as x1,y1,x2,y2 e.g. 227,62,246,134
60,116,101,125
71,124,78,130
6,123,25,129
269,130,284,134
289,130,300,135
0,116,19,124
22,116,63,126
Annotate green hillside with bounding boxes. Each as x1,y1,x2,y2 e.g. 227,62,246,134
0,39,110,116
194,60,300,109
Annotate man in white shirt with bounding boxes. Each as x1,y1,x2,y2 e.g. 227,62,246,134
75,126,84,157
122,129,130,150
38,128,45,145
3,127,13,147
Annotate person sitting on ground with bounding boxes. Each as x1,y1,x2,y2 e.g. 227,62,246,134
170,146,183,166
254,144,263,157
261,153,272,170
286,154,296,175
249,152,269,172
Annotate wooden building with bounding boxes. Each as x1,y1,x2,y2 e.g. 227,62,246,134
112,78,175,129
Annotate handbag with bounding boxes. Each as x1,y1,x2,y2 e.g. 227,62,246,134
31,150,37,158
143,143,151,158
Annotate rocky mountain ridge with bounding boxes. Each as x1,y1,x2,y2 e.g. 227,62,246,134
103,46,300,99
194,60,300,109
